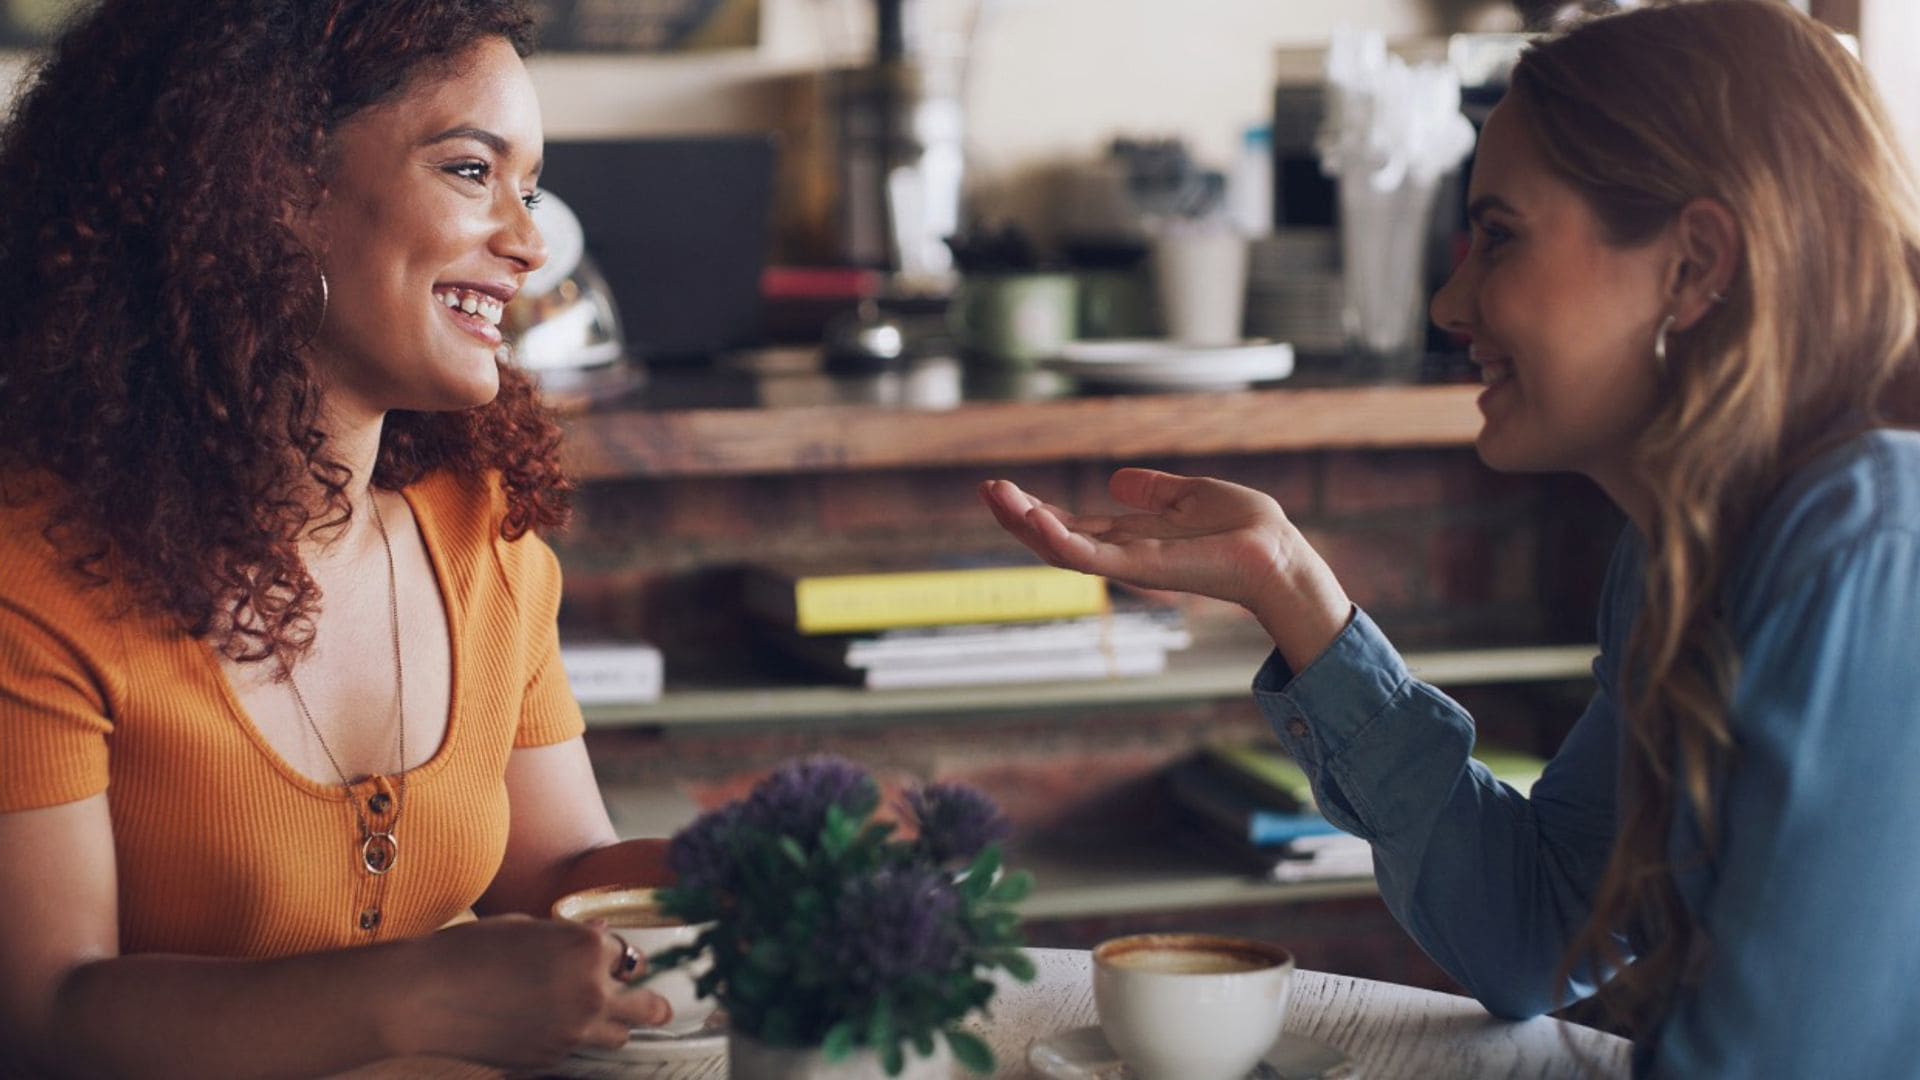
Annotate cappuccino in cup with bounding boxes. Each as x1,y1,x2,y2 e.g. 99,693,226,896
552,885,715,1036
1093,933,1294,1080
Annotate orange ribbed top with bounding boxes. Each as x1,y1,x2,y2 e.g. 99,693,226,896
0,470,584,957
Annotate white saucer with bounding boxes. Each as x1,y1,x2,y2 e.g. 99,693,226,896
1047,339,1295,392
565,1011,728,1066
1027,1024,1352,1080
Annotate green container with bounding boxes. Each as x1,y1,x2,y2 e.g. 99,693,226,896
951,272,1079,370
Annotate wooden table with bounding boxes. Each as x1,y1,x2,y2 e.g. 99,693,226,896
348,947,1630,1079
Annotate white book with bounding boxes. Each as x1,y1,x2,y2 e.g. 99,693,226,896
860,645,1169,690
844,612,1190,667
560,642,664,705
1264,833,1374,883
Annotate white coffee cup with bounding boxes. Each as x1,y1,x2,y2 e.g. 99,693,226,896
1093,933,1294,1080
552,884,715,1035
1151,227,1251,346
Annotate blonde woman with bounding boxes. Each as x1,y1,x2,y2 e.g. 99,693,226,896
984,2,1920,1073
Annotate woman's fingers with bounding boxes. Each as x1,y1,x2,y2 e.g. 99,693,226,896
579,1015,639,1049
1108,467,1192,512
612,986,674,1029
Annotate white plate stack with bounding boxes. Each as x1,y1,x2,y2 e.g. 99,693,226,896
1245,227,1344,357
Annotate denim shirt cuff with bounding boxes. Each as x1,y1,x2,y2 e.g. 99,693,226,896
1252,607,1411,765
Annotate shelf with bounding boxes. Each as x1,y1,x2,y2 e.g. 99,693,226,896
598,777,1380,919
558,383,1486,479
580,642,1596,729
1010,832,1379,920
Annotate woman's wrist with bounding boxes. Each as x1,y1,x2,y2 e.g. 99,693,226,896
1247,531,1354,673
366,937,437,1060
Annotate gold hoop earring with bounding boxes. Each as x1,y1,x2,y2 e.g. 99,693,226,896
1654,313,1676,372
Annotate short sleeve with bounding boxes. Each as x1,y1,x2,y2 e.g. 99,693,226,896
0,593,113,810
511,536,584,749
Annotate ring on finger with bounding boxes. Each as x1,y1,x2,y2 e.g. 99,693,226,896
609,932,643,982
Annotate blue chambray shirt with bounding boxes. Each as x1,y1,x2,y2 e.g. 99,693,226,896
1254,429,1920,1077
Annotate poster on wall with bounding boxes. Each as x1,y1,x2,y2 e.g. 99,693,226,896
528,0,759,53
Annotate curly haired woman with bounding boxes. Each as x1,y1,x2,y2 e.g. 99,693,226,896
0,2,677,1074
986,2,1920,1074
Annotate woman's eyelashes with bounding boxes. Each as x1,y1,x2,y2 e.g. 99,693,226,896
446,159,491,185
443,159,541,208
1476,221,1515,255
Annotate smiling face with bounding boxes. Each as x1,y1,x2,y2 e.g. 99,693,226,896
1430,99,1677,491
304,36,547,421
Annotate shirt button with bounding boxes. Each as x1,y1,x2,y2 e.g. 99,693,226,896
368,793,392,815
1286,719,1309,739
359,907,382,932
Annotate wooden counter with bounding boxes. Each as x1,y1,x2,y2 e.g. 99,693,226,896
559,383,1485,479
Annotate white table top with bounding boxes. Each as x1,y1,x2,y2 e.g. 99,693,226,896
354,947,1631,1079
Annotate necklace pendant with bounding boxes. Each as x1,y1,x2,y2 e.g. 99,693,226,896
362,831,399,876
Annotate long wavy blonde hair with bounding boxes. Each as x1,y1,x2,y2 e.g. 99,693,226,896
1515,0,1920,1034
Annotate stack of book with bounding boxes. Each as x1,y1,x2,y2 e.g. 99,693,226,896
559,640,665,706
1163,745,1370,883
1166,741,1549,883
743,561,1191,690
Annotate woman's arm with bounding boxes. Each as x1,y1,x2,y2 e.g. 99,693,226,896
981,468,1623,1018
0,794,663,1078
474,738,672,919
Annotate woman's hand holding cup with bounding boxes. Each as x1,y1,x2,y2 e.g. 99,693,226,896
979,469,1354,670
387,914,673,1068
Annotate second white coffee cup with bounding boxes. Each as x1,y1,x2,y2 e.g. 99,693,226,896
1093,932,1294,1080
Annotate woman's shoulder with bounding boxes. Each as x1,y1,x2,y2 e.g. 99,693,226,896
403,468,561,587
1737,428,1920,595
0,477,125,627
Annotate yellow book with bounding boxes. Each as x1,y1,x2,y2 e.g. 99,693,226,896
744,563,1110,635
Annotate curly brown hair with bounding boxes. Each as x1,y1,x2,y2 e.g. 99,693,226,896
0,0,571,667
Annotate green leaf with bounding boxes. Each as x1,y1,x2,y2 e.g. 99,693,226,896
881,1039,904,1077
778,835,810,867
945,1029,995,1074
912,1029,935,1057
867,997,894,1050
959,847,1002,901
987,869,1034,903
822,1022,856,1063
999,951,1037,982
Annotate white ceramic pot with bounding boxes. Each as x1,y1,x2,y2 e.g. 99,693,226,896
727,1031,953,1080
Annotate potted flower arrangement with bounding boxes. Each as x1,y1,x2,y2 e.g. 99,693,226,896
652,755,1035,1079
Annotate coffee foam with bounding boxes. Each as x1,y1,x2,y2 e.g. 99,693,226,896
1103,948,1272,975
1096,934,1290,976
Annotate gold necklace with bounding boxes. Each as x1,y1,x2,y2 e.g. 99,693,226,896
285,494,407,877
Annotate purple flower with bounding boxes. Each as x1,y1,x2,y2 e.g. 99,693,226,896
669,802,748,893
831,865,965,991
743,755,879,844
905,783,1010,866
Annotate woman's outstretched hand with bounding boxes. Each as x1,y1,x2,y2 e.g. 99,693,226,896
979,468,1355,670
980,469,1292,608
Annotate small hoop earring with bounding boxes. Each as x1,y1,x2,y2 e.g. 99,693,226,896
301,267,329,347
1654,313,1676,371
